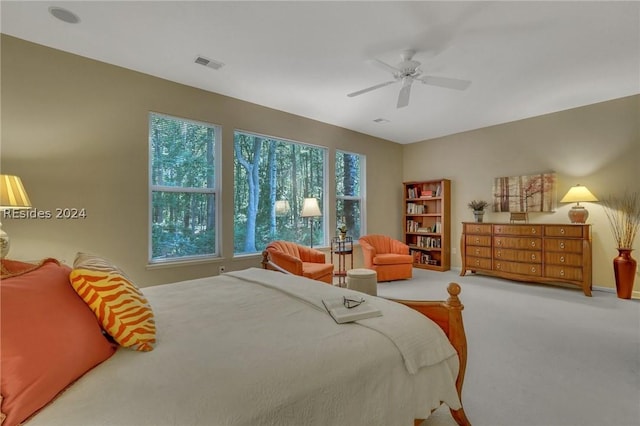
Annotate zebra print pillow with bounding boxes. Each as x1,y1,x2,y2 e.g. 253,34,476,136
69,253,156,352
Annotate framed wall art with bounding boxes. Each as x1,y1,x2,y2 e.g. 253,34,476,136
493,172,556,213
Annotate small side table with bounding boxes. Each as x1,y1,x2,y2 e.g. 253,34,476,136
331,236,353,287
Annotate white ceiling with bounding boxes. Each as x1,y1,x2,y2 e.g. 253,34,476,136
2,1,639,144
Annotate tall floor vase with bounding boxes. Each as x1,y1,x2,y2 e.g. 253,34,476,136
613,249,637,299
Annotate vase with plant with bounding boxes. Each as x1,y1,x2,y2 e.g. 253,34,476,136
468,200,489,223
337,224,347,240
602,191,640,299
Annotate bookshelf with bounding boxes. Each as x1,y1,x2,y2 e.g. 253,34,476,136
403,179,451,271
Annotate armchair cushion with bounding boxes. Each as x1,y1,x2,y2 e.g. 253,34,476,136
265,241,333,284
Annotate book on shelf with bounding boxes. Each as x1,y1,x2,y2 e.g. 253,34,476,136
416,235,441,248
322,296,382,324
420,190,433,198
406,203,426,214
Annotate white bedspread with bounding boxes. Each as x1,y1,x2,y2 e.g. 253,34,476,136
28,268,461,426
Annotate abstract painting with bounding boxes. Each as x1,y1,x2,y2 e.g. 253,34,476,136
493,172,556,212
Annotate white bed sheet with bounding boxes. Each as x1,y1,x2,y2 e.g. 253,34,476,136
28,268,461,426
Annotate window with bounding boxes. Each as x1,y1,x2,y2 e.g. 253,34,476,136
336,150,365,239
149,113,220,263
234,131,326,254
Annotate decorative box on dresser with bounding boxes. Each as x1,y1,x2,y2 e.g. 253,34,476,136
460,223,592,296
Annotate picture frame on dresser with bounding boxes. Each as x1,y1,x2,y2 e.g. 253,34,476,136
460,222,592,296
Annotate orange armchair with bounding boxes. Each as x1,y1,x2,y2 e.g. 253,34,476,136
264,241,333,284
359,234,413,281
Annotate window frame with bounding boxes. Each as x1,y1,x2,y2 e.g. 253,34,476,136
148,112,222,264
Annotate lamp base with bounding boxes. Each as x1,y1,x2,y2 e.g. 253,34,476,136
568,206,589,224
0,225,9,258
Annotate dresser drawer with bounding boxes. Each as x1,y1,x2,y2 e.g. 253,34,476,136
544,225,584,238
544,252,584,266
465,256,492,270
544,239,583,253
464,223,492,234
466,235,492,246
494,260,542,276
494,236,542,250
467,246,492,258
493,224,542,236
545,265,583,281
495,248,541,263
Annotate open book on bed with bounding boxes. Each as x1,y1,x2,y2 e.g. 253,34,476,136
322,296,382,323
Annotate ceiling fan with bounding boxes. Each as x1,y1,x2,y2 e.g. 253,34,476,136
347,49,471,108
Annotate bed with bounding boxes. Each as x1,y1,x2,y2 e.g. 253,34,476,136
1,255,470,426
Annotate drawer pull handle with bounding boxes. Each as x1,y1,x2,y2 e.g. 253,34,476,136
497,240,502,246
496,250,501,257
475,238,480,243
560,242,565,249
531,241,536,247
475,249,480,254
475,260,480,266
560,256,565,263
560,228,565,235
531,254,536,260
496,263,501,269
560,270,565,276
531,228,537,234
475,226,480,232
531,267,536,273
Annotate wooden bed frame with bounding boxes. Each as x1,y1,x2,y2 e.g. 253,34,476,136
261,252,471,426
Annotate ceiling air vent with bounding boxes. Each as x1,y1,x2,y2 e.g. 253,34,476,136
194,56,224,70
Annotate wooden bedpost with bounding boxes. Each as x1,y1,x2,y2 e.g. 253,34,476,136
393,283,471,426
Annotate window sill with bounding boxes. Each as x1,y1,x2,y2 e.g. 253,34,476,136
146,257,223,270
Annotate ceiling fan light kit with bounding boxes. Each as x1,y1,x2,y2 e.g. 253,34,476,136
347,49,471,108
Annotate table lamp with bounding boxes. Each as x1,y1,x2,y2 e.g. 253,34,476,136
0,175,32,258
560,184,598,223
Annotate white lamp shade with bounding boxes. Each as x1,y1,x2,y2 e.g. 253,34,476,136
0,175,32,209
301,197,321,217
275,200,290,215
560,185,598,204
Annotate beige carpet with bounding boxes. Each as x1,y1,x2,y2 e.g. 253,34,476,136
377,268,640,426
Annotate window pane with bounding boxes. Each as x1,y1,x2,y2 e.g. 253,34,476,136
150,114,215,188
336,150,363,240
336,152,360,197
151,191,216,259
234,131,326,255
336,199,361,239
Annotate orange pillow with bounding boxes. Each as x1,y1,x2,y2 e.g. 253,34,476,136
0,258,58,279
69,253,156,352
0,261,116,426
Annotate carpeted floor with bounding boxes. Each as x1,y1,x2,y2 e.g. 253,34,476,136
375,269,640,426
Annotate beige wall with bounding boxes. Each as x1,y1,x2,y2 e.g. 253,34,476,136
403,95,640,294
1,35,403,286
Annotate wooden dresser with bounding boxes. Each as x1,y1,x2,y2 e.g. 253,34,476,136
460,222,592,296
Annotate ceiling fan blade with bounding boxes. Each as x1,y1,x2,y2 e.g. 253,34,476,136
369,58,402,75
418,75,471,91
347,80,397,98
397,78,413,108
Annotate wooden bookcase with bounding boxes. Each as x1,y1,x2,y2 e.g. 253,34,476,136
403,179,451,271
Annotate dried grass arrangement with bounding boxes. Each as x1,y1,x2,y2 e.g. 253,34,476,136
601,191,640,249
